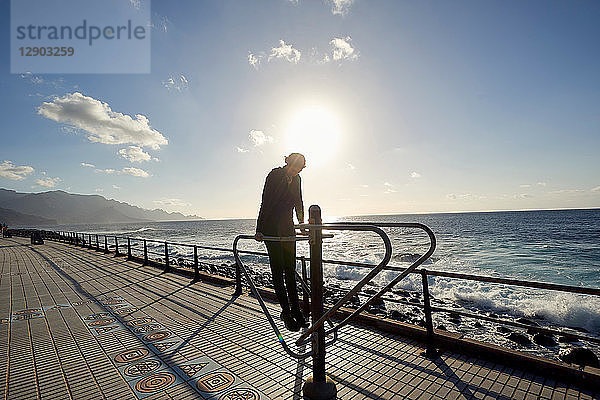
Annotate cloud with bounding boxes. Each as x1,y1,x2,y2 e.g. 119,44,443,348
329,37,359,61
329,0,354,15
119,146,152,163
153,198,191,207
248,52,263,69
346,162,356,170
549,189,585,195
95,188,104,192
236,147,249,153
446,193,474,200
112,185,121,189
269,40,301,63
162,74,189,91
537,182,547,187
249,130,274,146
38,92,168,150
0,160,35,181
520,184,531,188
410,171,421,179
384,182,397,194
36,176,61,188
81,162,95,168
96,167,150,178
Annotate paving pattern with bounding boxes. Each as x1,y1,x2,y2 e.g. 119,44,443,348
1,237,598,399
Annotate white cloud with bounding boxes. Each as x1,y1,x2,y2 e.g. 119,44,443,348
269,40,301,63
360,184,369,188
162,74,189,91
95,188,104,192
346,162,356,170
38,92,168,150
410,171,421,179
549,189,585,195
329,37,358,61
591,186,600,192
383,182,397,193
96,167,150,178
119,146,152,163
112,185,121,189
520,184,531,188
36,176,61,188
537,182,547,187
129,0,140,9
248,52,263,69
329,0,354,15
0,160,34,181
249,130,274,146
81,162,95,168
153,198,191,207
236,147,249,153
446,193,474,200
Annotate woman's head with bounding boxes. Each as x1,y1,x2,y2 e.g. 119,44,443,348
284,153,306,176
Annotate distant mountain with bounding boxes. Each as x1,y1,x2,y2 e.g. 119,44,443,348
0,188,202,225
0,207,57,226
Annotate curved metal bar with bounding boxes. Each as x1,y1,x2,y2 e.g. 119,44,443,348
233,234,315,359
295,224,393,345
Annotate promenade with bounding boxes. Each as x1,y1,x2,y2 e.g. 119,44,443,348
0,237,598,399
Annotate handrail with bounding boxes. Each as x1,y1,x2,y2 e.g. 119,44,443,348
232,234,337,359
295,222,435,345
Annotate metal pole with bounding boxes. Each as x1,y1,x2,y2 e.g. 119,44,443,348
193,245,200,282
234,240,242,295
104,236,108,253
115,237,119,256
143,240,148,265
301,257,310,318
127,238,132,260
89,234,93,249
96,234,99,251
303,205,336,400
163,242,170,273
421,269,437,358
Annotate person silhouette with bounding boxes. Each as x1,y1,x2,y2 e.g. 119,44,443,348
255,153,308,332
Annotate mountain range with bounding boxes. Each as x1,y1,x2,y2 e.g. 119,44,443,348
0,188,202,226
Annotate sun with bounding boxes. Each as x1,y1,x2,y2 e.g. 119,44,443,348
284,105,341,167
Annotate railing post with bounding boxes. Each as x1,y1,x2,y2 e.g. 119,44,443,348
234,242,242,295
421,269,437,358
163,242,170,273
143,240,148,265
88,234,93,249
96,234,99,251
127,238,132,260
303,205,337,400
115,237,119,256
104,236,108,253
301,256,310,318
193,245,200,282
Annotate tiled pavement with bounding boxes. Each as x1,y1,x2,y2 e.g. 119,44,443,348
0,237,598,400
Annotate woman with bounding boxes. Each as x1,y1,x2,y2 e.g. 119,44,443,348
255,153,308,332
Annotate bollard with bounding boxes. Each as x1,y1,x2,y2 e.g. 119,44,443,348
143,240,148,265
163,242,170,273
302,205,337,400
193,245,200,282
421,269,438,358
127,238,132,260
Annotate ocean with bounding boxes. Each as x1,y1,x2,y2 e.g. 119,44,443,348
48,208,600,359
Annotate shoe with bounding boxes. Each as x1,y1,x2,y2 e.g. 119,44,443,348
280,311,300,332
292,311,309,329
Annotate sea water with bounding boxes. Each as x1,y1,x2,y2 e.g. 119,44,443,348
51,208,600,354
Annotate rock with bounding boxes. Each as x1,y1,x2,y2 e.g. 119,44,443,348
437,325,447,331
364,288,377,295
497,326,512,334
533,333,557,347
448,312,461,319
369,297,385,308
473,321,483,329
488,313,499,319
392,289,410,297
567,326,589,333
390,310,406,321
559,348,599,368
508,332,532,346
516,318,538,326
558,335,578,343
448,317,461,325
409,298,420,304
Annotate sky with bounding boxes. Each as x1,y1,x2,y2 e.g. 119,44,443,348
1,0,599,219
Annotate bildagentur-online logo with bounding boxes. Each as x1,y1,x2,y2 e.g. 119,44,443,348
15,19,147,46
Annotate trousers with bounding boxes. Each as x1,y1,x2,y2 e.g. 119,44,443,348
265,240,301,314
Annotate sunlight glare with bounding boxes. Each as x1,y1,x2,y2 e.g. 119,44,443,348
284,105,341,167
